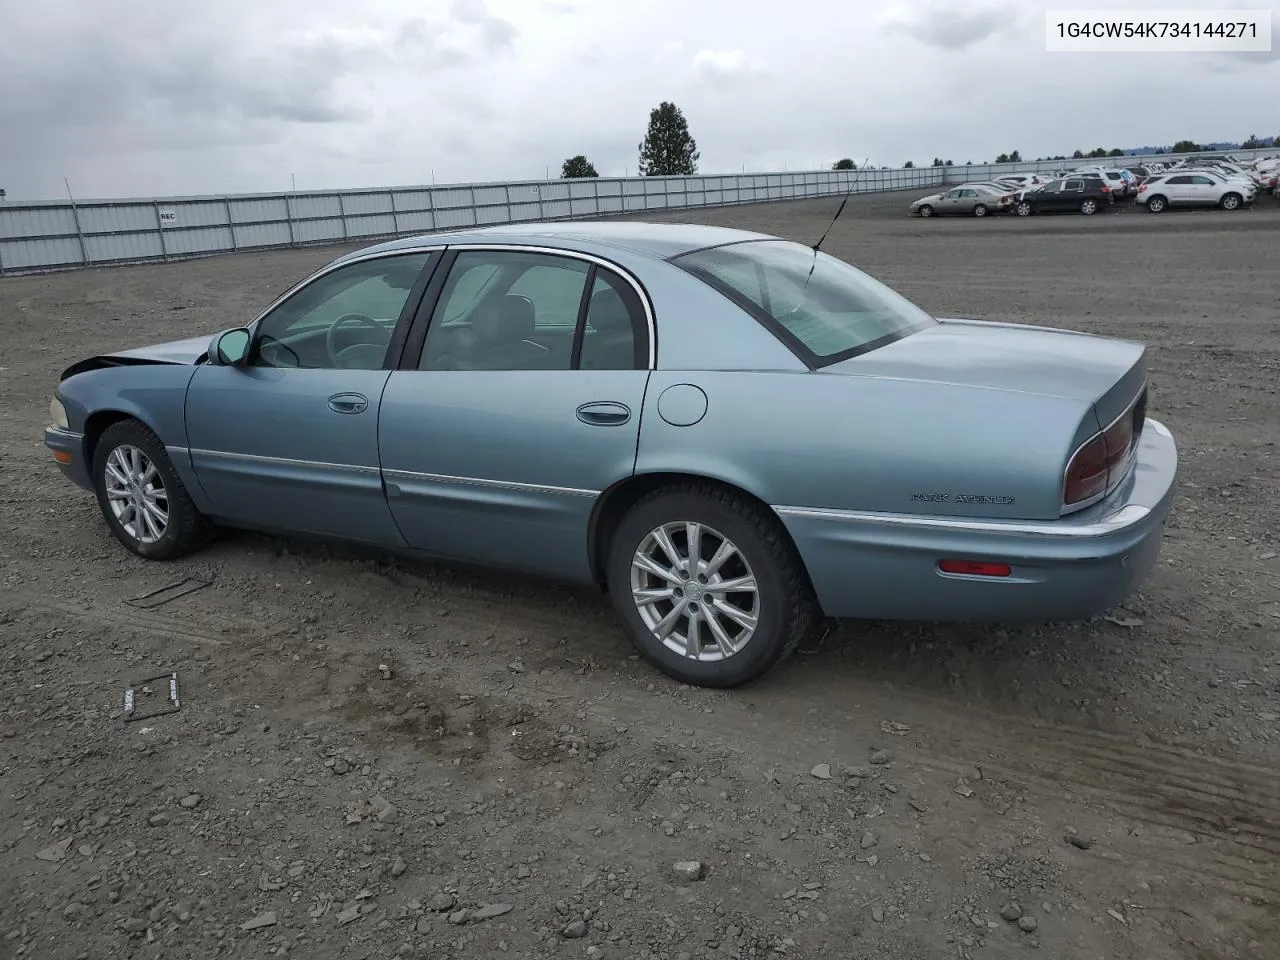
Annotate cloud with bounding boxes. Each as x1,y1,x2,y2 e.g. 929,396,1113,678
878,0,1031,51
0,0,1276,201
690,49,768,84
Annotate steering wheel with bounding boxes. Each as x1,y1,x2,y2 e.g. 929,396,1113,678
325,313,384,366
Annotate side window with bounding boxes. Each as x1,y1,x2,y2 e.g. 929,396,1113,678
1192,175,1214,185
1064,179,1083,191
418,250,589,371
250,252,433,370
1167,175,1191,185
578,270,646,370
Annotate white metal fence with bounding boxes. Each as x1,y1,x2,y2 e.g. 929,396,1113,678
0,148,1273,276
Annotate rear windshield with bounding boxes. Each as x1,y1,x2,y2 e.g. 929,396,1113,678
672,239,936,365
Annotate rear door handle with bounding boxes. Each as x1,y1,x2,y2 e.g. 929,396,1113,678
328,392,369,415
576,401,631,426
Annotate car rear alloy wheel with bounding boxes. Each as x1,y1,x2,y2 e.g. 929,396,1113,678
973,204,988,217
607,483,817,687
1080,199,1098,215
629,521,760,662
92,419,213,560
1015,201,1032,217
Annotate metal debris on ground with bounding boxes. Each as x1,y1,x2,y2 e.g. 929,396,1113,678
123,575,213,609
124,672,181,723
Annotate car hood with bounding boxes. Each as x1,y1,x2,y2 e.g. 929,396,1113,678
821,317,1146,424
59,334,212,381
105,334,212,364
912,193,942,205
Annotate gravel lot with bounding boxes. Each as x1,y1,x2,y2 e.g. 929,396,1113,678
2,188,1278,960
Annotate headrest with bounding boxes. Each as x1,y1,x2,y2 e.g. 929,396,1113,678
473,295,535,345
587,286,630,333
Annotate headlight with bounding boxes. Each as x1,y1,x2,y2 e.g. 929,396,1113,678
50,396,68,429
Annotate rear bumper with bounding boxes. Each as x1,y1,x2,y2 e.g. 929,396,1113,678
776,418,1178,622
43,426,94,492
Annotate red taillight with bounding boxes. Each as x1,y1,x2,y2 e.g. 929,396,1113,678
939,559,1012,577
1063,399,1142,505
1100,185,1110,193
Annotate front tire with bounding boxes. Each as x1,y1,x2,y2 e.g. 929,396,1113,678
1080,198,1099,215
605,483,817,688
918,204,934,218
1015,201,1032,217
1146,195,1167,213
1220,192,1242,210
92,419,213,560
973,204,989,217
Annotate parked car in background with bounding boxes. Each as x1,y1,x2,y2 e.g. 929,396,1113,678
910,183,1015,217
1012,177,1115,216
1136,172,1255,212
995,174,1050,192
40,221,1180,688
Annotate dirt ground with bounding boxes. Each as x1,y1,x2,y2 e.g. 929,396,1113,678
1,188,1277,960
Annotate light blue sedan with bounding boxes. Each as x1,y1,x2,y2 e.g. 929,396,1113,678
44,221,1178,687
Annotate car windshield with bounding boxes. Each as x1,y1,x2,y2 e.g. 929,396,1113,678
672,239,936,364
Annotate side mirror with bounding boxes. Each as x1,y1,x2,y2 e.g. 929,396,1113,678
209,327,251,366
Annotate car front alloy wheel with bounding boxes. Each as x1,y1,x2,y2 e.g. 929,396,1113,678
92,418,213,560
606,483,817,687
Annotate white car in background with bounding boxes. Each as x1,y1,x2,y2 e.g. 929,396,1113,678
1136,171,1255,212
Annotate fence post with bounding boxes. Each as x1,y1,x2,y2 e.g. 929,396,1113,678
154,201,169,261
225,197,238,252
69,199,89,266
338,193,349,239
536,180,545,221
468,185,478,226
426,186,436,231
503,183,512,223
285,193,297,247
592,177,600,217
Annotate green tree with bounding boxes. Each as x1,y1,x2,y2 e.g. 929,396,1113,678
1241,133,1263,149
903,160,914,168
1170,139,1201,153
995,153,1010,163
931,157,944,166
560,155,598,178
638,102,699,176
945,159,953,166
1108,147,1125,157
833,158,856,170
1072,149,1085,159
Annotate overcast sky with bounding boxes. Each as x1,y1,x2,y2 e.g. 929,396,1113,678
1,0,1277,200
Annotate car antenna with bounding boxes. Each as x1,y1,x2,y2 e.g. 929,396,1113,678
800,156,869,293
812,156,870,255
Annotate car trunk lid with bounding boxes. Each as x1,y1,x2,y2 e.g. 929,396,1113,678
820,317,1147,428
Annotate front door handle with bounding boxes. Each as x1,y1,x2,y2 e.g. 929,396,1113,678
328,392,369,415
576,401,631,426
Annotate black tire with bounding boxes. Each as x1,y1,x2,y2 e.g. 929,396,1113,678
973,204,989,217
1080,198,1099,215
92,418,214,560
1220,192,1241,211
605,483,817,688
1015,201,1032,217
1146,195,1167,213
918,204,934,218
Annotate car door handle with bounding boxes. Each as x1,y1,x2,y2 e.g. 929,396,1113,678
328,392,368,414
576,401,631,426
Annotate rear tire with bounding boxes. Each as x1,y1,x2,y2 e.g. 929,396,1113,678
1146,195,1167,213
605,483,817,688
1015,201,1032,217
973,204,989,217
92,419,213,560
1080,198,1099,215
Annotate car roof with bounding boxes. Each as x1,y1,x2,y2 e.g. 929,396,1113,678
331,221,778,265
